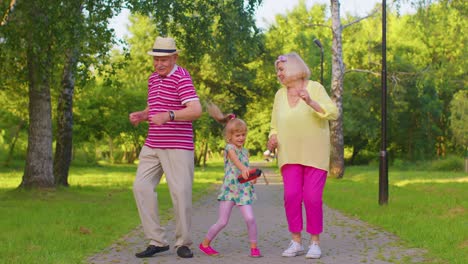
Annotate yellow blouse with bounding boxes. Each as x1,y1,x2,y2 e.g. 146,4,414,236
269,80,338,171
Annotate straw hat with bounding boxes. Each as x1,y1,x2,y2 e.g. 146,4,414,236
147,36,179,56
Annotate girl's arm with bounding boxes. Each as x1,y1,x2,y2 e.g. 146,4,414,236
227,149,250,180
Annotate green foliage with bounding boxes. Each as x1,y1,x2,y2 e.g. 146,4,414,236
341,11,382,164
449,90,468,150
72,13,155,163
129,0,263,65
265,2,329,86
105,2,268,163
1,0,467,169
402,0,467,157
340,1,467,162
0,0,127,187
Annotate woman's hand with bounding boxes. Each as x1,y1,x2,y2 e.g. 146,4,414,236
298,88,312,105
299,89,325,114
267,135,278,151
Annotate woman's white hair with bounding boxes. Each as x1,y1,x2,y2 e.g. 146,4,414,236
275,52,311,82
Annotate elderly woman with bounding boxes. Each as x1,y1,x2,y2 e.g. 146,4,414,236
267,52,338,259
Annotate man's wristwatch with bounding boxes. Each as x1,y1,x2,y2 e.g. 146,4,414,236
168,110,175,121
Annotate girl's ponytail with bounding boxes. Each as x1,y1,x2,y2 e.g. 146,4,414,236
207,102,235,124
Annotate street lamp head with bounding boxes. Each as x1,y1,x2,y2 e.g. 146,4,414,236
313,38,323,49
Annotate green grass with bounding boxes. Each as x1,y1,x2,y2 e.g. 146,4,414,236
324,166,468,264
0,162,222,264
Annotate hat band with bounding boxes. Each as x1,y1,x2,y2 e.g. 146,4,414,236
152,48,176,53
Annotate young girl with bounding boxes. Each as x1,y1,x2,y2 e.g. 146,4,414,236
198,103,262,258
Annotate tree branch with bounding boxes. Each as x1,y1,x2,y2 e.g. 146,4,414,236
304,23,332,30
345,68,432,89
1,0,16,26
345,68,424,78
345,69,380,76
343,8,380,29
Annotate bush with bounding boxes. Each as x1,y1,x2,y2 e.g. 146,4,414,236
429,155,464,171
391,158,413,170
344,149,377,165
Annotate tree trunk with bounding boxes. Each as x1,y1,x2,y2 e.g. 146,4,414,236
54,2,84,185
54,48,78,186
202,140,208,169
4,120,24,167
109,136,115,164
329,0,345,178
129,129,141,164
20,41,55,189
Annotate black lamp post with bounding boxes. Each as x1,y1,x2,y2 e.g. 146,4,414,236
313,38,324,84
379,0,389,205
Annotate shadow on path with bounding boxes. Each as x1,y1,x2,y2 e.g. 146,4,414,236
88,162,427,264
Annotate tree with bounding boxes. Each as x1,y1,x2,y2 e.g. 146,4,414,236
329,0,345,177
406,0,467,158
54,1,124,185
340,10,382,165
13,0,57,188
1,0,124,188
54,2,83,186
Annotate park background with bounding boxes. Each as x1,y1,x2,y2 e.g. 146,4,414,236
0,0,466,263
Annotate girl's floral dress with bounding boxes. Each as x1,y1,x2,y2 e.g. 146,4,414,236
217,144,256,205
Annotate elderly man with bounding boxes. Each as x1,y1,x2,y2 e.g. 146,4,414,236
129,36,202,259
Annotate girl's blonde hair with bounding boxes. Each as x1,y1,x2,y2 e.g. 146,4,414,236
275,52,311,82
207,102,247,142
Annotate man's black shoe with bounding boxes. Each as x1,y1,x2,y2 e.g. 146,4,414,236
135,245,170,258
176,245,193,258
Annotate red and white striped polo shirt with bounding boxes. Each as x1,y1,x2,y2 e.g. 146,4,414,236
144,65,199,150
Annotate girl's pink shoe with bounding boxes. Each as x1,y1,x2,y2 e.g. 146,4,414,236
250,248,262,258
199,243,219,256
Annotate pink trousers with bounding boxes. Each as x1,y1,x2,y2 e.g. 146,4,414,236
281,164,327,235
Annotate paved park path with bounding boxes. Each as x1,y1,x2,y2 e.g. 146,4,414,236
88,162,427,264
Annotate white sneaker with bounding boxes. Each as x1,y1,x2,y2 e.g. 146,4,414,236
282,240,304,257
305,241,321,259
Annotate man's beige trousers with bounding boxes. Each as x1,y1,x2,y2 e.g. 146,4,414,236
133,146,194,248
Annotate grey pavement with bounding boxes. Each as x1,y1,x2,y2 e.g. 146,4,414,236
88,162,427,264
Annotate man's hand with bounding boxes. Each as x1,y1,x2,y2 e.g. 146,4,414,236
129,110,148,126
149,112,171,125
